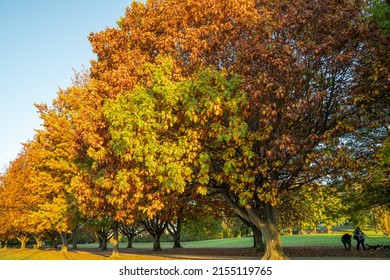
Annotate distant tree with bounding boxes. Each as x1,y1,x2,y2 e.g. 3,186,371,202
0,173,13,247
0,149,38,249
278,185,321,234
181,216,223,242
84,216,112,251
28,85,85,252
370,0,390,34
141,215,168,251
339,132,389,223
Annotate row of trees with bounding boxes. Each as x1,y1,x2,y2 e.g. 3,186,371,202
0,0,389,259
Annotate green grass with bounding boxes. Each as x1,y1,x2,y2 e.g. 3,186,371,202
1,231,389,260
69,230,390,252
126,230,390,249
74,237,255,250
281,230,390,247
76,230,390,250
182,237,253,248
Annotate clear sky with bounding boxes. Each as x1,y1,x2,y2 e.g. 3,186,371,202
0,0,131,171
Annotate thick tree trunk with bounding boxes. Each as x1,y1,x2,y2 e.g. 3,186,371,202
34,236,43,250
95,228,111,251
127,236,133,248
249,205,287,260
172,231,182,248
49,232,58,248
258,223,285,260
111,220,120,258
17,235,28,250
72,228,78,249
168,220,182,248
239,217,264,253
119,222,145,249
98,237,103,249
221,190,287,260
36,239,43,250
59,232,71,252
100,238,108,251
252,225,265,253
153,235,162,251
298,222,303,235
72,238,78,249
142,217,168,252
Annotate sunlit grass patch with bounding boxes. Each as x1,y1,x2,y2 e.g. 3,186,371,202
0,248,173,260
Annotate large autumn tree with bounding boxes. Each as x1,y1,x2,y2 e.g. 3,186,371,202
27,88,84,252
82,0,388,259
340,132,389,232
0,149,40,249
104,57,202,251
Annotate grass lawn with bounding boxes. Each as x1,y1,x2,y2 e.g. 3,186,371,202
1,230,389,260
120,230,390,249
0,248,173,260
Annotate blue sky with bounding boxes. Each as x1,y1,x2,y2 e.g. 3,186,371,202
0,0,131,171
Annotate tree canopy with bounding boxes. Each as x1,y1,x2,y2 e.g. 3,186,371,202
0,0,388,259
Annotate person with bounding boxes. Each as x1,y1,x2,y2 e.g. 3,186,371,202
353,227,366,250
341,233,352,250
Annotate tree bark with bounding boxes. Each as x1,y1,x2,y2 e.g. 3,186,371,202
298,222,303,235
17,235,28,250
95,228,112,251
153,235,162,251
221,190,288,260
49,232,58,248
99,237,108,251
239,217,264,253
168,219,182,248
119,222,145,249
252,225,265,253
172,227,182,249
72,228,78,249
127,236,133,248
111,220,120,258
142,217,168,251
59,232,72,252
34,236,43,250
250,204,287,260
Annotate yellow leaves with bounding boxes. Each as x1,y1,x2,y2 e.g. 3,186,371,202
2,0,381,244
197,186,208,195
139,195,166,219
213,101,223,116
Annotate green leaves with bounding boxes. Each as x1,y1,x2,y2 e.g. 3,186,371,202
2,1,388,258
370,0,390,34
105,57,198,207
104,55,254,210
